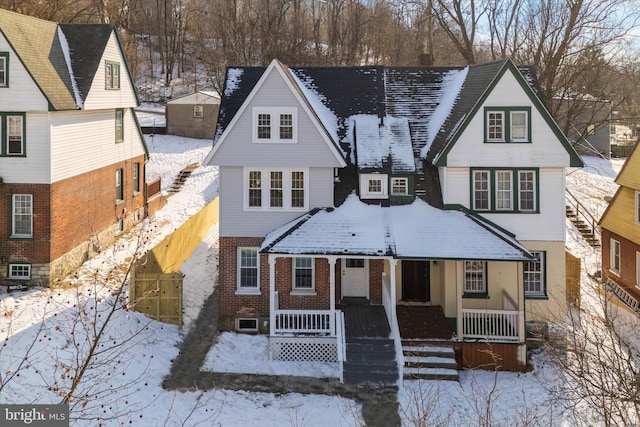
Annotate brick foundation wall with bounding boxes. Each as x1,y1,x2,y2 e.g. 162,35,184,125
602,229,640,299
370,259,383,304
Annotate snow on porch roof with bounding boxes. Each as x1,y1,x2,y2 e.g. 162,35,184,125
261,195,533,261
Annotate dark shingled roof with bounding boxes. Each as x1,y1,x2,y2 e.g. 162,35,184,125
59,24,113,103
212,59,549,207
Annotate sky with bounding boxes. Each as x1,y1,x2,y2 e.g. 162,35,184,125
0,132,633,426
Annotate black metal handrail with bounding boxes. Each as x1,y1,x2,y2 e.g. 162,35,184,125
566,189,601,240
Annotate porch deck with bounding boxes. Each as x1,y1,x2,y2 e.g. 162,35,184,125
397,305,453,340
338,298,391,339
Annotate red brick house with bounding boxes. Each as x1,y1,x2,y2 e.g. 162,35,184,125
0,10,148,286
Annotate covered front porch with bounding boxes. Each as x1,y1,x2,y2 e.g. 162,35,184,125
261,197,533,378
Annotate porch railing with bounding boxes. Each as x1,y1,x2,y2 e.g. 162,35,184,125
462,309,519,341
274,310,333,335
382,272,404,385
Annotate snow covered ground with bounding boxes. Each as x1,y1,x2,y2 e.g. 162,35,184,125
0,135,633,426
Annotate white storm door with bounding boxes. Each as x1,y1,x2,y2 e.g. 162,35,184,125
342,258,369,298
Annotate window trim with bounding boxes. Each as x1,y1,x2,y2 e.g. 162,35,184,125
6,114,25,156
115,109,124,142
472,170,491,211
0,52,8,88
610,239,621,275
236,247,261,295
360,173,388,199
524,251,547,299
105,61,121,90
292,257,316,294
391,177,409,196
636,191,640,224
470,168,539,213
193,105,204,118
463,261,488,297
484,107,531,143
252,107,298,143
7,262,31,280
244,168,308,211
115,168,124,202
133,162,140,195
486,110,505,142
495,170,513,211
11,194,33,239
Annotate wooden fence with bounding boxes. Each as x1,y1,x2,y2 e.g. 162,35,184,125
129,272,183,328
130,197,219,327
566,251,581,309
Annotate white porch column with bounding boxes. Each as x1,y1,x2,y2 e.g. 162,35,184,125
389,259,398,324
269,255,277,336
328,256,337,336
517,262,526,343
456,260,463,339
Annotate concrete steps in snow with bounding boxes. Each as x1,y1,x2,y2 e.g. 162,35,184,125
402,344,459,381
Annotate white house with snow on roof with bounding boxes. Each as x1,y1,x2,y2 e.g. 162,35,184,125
204,58,583,383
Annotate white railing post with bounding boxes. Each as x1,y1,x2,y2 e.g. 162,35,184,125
329,257,337,337
461,309,520,341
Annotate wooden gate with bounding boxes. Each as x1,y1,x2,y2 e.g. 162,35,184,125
566,251,581,309
130,271,183,327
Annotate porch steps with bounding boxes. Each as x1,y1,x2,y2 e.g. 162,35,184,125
343,337,398,386
402,344,459,381
565,205,600,247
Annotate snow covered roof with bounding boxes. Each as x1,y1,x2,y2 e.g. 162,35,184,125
166,91,221,105
261,195,533,261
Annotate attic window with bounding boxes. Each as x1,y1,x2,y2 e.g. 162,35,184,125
0,53,8,87
485,107,531,143
360,174,388,199
252,108,297,143
105,61,121,90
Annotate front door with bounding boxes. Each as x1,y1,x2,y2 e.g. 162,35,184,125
402,260,430,301
342,258,369,298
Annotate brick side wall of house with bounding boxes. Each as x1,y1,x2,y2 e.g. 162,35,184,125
50,156,146,260
602,229,640,299
219,237,270,331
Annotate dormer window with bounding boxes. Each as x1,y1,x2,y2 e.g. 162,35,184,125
253,108,297,143
360,174,388,199
391,177,409,196
105,61,121,90
485,107,531,143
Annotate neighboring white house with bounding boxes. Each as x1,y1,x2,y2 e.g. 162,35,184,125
0,9,148,286
204,59,583,381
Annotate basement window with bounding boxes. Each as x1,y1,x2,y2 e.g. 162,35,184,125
236,318,259,333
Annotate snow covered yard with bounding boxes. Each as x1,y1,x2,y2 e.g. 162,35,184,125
0,135,635,426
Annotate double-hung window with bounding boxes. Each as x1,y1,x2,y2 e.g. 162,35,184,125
485,107,531,142
105,61,121,89
133,162,140,194
524,251,546,298
12,194,32,238
611,239,621,275
293,257,314,291
245,168,306,210
115,109,124,142
253,108,297,143
0,52,8,87
472,170,490,211
471,168,538,212
116,169,124,201
464,261,487,296
237,247,260,293
7,115,24,155
193,105,204,118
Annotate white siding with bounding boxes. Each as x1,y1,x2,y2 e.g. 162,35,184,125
445,71,570,168
0,34,49,111
50,108,145,182
219,166,334,237
0,112,50,183
442,166,566,241
82,33,138,110
210,68,344,168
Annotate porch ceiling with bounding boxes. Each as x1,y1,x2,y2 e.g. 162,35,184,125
261,195,533,261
